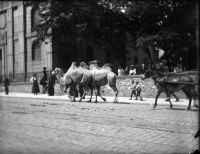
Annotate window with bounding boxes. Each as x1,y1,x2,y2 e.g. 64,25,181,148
32,40,41,61
31,6,40,32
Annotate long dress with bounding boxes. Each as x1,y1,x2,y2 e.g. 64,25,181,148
48,74,56,96
31,77,40,94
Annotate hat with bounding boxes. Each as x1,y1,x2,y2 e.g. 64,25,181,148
43,67,46,69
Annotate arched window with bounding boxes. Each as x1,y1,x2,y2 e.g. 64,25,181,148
32,40,41,61
31,6,40,32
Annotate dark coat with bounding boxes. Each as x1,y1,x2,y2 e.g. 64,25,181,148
32,77,40,94
48,74,56,96
4,78,10,87
40,71,48,85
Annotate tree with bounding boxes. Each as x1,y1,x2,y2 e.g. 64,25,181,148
31,0,198,70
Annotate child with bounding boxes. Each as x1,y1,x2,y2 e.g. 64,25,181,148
135,81,143,101
129,80,136,100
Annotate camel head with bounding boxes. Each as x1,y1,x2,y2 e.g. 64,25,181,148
54,68,64,76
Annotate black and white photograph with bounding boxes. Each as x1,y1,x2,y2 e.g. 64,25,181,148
0,1,199,154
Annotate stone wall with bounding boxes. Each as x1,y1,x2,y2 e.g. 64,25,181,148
0,75,186,98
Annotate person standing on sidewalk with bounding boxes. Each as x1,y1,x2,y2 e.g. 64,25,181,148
30,74,40,95
40,67,48,94
48,71,56,96
135,81,143,101
3,75,10,95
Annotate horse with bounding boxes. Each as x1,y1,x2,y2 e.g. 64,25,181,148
54,62,93,102
89,62,118,103
142,70,199,110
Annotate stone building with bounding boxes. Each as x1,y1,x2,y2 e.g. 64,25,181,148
0,1,53,82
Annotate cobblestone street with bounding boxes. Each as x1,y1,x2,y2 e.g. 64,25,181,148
0,94,199,154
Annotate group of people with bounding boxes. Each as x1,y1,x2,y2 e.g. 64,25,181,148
30,67,56,96
118,63,147,77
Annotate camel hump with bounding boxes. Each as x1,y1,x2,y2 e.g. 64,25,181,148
102,63,112,71
80,62,89,70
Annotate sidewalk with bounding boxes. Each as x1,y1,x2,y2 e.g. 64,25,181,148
1,92,196,107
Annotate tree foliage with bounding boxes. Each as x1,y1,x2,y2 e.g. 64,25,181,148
31,0,198,69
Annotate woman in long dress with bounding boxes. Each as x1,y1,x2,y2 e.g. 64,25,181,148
30,74,40,95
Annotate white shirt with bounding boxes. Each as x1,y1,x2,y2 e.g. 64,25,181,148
129,69,136,75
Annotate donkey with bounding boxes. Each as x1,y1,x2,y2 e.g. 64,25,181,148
142,70,199,110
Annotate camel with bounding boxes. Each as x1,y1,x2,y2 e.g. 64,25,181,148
89,62,118,103
54,62,93,102
142,70,199,110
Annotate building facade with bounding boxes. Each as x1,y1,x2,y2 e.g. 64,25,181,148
0,1,52,82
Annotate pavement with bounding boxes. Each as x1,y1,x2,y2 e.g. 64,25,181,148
0,92,199,154
0,92,198,107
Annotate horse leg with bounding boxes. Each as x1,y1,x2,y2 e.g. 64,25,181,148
172,92,179,102
182,88,192,110
164,91,171,102
165,90,173,109
154,89,162,108
111,86,118,103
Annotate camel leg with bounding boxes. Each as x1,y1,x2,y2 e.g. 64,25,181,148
79,87,87,102
95,89,98,103
97,87,106,102
154,89,162,108
87,88,93,102
71,85,76,102
111,86,118,103
182,88,192,110
77,85,83,102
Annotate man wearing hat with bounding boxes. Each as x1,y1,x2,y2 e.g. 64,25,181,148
40,67,48,94
129,65,136,75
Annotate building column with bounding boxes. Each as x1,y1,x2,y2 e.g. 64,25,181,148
18,4,26,81
6,8,14,78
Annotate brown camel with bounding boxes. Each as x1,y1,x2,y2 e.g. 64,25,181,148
89,62,118,103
